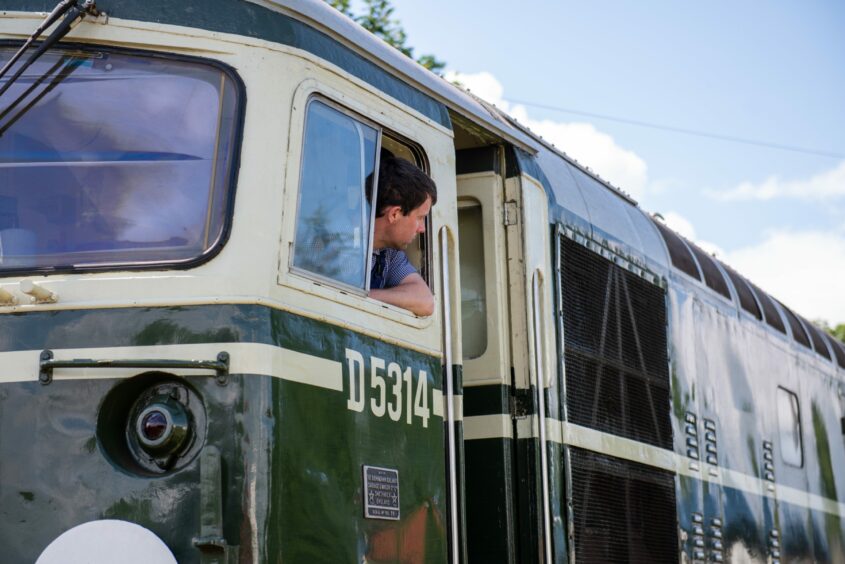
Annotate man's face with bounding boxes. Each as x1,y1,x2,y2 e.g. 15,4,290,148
383,196,432,249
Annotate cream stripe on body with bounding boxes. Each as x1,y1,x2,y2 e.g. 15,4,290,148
0,343,343,390
464,414,845,518
0,343,452,420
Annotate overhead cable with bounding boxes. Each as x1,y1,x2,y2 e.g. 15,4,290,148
504,97,845,159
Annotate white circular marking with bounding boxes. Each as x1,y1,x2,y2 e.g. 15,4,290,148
36,519,177,564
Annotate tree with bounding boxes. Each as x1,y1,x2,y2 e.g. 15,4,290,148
326,0,446,72
815,320,845,342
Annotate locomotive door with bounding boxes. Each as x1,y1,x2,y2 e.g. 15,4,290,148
456,147,561,563
455,146,519,562
504,169,561,564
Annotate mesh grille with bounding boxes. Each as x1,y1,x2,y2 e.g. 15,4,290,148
570,447,678,563
560,237,671,449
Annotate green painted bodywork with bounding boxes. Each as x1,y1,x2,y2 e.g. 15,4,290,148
0,305,447,563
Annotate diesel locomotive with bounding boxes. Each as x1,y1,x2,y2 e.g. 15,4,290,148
1,1,843,562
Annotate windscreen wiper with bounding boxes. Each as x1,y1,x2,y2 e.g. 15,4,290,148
0,54,85,136
0,0,98,100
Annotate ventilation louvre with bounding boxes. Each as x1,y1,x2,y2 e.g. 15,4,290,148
560,237,672,449
570,447,678,564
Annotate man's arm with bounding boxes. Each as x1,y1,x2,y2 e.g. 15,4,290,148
369,273,435,317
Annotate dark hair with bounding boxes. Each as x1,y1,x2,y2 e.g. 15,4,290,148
372,152,437,217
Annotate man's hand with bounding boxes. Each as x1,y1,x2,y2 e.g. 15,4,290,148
369,273,435,317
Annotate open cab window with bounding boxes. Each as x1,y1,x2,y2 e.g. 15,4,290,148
0,46,242,274
291,97,430,296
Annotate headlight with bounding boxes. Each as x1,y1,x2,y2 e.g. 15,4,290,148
135,397,190,456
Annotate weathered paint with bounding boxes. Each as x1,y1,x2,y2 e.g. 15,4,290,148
0,305,446,562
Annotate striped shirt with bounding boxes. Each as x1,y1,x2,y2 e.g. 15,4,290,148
370,249,417,289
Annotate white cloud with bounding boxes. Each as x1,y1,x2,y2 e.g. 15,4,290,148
722,229,845,322
446,70,648,200
710,160,845,201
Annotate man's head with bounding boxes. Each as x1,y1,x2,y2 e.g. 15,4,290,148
372,153,437,250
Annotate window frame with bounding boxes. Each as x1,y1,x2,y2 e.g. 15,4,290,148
0,40,246,277
777,386,804,468
280,85,435,324
288,95,384,296
457,197,489,360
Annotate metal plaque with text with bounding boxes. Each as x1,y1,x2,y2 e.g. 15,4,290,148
363,465,400,520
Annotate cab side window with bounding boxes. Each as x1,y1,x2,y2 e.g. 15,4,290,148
292,98,429,292
292,100,378,289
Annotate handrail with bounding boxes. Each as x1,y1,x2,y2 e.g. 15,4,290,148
440,226,460,564
38,350,230,385
532,272,553,563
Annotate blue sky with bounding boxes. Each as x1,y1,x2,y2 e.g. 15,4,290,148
367,0,845,322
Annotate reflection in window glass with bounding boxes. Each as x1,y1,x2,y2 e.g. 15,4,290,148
777,387,803,467
293,101,378,289
0,47,240,271
458,202,487,359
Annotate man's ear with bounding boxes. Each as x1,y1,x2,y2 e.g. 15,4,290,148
386,205,403,223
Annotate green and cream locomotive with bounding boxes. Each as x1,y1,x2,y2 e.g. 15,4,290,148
1,1,843,562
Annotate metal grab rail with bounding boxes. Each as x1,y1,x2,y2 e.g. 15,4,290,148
38,350,230,385
440,227,460,564
532,272,553,563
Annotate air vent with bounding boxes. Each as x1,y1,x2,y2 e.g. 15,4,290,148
570,447,677,563
559,236,671,449
652,220,702,281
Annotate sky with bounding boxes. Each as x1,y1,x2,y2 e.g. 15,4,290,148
363,0,845,324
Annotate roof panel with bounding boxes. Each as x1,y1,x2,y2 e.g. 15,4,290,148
720,266,762,320
802,319,832,361
748,283,786,334
778,303,812,350
652,220,702,281
687,244,731,300
823,333,845,369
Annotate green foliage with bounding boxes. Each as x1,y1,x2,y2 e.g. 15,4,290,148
326,0,353,18
325,0,446,72
816,319,845,342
